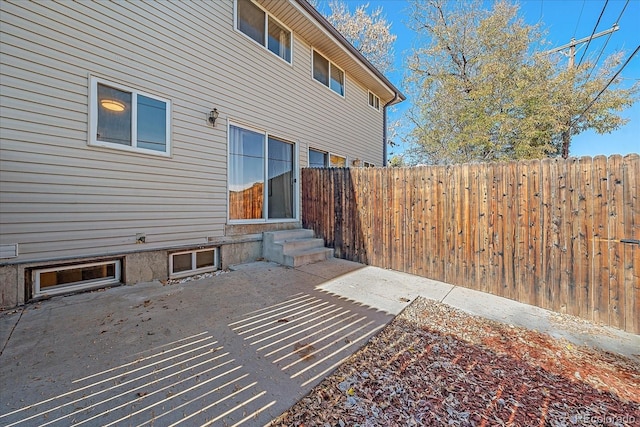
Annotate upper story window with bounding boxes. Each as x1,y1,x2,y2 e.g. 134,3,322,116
236,0,292,63
368,91,380,110
89,77,171,156
313,49,344,96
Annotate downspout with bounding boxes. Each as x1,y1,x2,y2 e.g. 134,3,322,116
382,92,400,167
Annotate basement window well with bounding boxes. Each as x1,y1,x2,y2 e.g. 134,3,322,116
33,260,122,297
169,248,218,278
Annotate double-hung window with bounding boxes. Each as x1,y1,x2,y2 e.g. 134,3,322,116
313,49,344,96
236,0,292,63
89,77,171,156
368,91,380,110
228,124,297,222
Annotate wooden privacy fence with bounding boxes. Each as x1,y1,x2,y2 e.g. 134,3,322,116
302,154,640,334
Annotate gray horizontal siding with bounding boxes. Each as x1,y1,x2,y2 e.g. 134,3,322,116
0,0,385,262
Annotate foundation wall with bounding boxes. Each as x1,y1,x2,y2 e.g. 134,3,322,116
0,237,263,310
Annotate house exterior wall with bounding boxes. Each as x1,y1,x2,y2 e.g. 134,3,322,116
0,0,388,307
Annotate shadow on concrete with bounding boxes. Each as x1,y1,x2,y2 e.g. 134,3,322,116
0,259,392,426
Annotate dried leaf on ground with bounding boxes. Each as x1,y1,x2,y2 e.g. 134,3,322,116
271,298,640,427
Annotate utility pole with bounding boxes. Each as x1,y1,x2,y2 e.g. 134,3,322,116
547,25,620,158
547,24,619,67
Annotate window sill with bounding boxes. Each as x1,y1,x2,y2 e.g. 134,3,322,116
89,141,171,158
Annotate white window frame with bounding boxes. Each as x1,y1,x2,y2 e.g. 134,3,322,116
368,91,380,110
312,48,345,97
234,0,293,65
89,76,171,157
364,161,375,168
169,248,219,278
227,121,300,224
329,153,347,168
308,147,328,168
34,260,122,297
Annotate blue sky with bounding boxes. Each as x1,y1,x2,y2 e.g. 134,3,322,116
317,0,639,158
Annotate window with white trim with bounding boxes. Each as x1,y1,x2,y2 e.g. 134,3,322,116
236,0,292,63
170,248,218,278
313,50,344,96
368,91,380,110
33,260,121,297
330,153,347,168
308,148,328,168
364,161,375,167
90,77,171,156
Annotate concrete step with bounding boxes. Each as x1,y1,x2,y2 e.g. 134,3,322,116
283,247,334,268
264,229,314,244
278,238,326,253
263,229,333,267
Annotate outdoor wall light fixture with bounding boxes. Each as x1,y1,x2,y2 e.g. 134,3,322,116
208,108,219,126
100,99,126,112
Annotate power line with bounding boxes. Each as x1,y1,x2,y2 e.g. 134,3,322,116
614,0,630,22
573,0,586,39
577,0,609,67
571,44,639,127
584,0,629,82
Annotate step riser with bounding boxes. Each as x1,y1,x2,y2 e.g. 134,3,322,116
283,248,334,267
264,229,314,245
278,238,325,253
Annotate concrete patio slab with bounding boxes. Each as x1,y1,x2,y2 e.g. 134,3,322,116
316,266,454,315
2,258,638,427
0,260,391,427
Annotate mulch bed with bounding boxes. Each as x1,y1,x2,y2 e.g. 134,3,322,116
271,297,640,426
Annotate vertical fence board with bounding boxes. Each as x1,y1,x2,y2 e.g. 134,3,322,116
608,155,624,329
478,163,490,293
399,168,408,273
365,168,373,264
540,159,551,311
468,164,478,289
548,159,562,312
378,167,385,267
407,169,425,275
390,168,399,271
578,157,594,321
349,168,357,261
592,156,610,325
515,161,529,304
301,155,638,333
382,167,390,269
622,154,639,333
528,161,542,308
489,164,502,297
566,158,580,316
415,168,424,277
558,159,570,314
432,166,441,280
427,167,438,278
445,166,455,284
498,163,509,298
